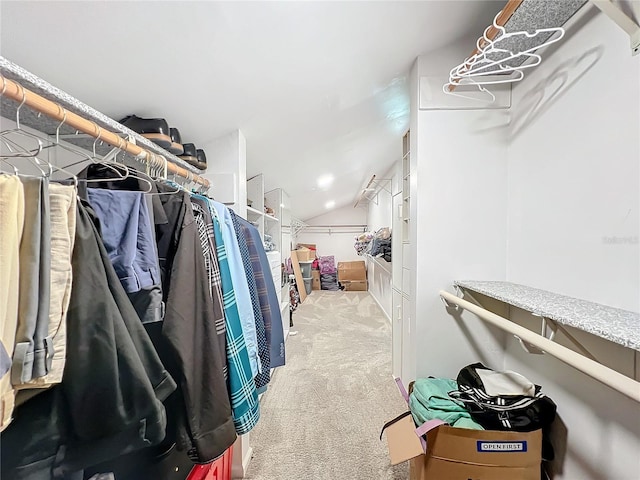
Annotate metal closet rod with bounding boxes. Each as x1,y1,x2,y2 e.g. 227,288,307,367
440,290,640,403
0,75,210,188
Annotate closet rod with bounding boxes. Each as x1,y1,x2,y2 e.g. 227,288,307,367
447,0,524,92
0,75,210,188
440,290,640,403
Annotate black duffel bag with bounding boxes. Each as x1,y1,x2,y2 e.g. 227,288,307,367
449,363,557,432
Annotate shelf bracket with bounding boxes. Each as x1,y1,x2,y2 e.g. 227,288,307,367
591,0,640,55
515,314,555,354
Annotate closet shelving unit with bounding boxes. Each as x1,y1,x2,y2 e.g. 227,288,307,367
441,281,640,402
364,254,391,275
265,188,292,320
246,174,281,241
246,178,292,331
390,130,411,380
0,56,209,186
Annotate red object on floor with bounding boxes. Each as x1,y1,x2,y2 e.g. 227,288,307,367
187,445,234,480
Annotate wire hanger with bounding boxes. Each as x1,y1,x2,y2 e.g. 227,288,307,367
149,155,181,195
0,83,46,159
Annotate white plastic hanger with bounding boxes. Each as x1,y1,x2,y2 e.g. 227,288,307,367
459,12,565,79
442,77,497,103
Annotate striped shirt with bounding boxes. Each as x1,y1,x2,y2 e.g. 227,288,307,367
211,207,260,434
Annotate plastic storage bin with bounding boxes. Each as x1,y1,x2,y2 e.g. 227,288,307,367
187,445,233,480
303,277,313,295
299,261,313,277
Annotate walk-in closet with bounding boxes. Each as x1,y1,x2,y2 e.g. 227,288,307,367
0,1,638,479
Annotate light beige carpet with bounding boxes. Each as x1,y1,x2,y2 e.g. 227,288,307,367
244,291,409,480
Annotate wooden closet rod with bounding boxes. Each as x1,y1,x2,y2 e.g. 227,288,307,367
447,0,524,92
0,75,210,188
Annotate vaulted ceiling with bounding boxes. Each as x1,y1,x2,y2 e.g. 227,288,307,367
0,0,501,219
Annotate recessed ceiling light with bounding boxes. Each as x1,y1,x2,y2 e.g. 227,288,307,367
317,174,334,189
325,200,335,209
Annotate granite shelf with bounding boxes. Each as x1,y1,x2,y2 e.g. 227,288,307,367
0,56,203,175
454,280,640,352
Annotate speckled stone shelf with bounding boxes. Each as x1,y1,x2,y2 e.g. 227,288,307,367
454,280,640,352
0,56,203,175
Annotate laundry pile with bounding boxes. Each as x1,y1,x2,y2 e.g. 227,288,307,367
409,363,557,460
318,256,340,291
354,231,374,255
354,227,391,262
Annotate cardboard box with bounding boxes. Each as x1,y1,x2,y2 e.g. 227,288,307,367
341,280,367,291
385,414,542,480
297,243,317,252
312,270,321,290
337,261,367,282
295,247,315,262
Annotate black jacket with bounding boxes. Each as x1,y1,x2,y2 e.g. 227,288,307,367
1,200,176,479
155,186,236,462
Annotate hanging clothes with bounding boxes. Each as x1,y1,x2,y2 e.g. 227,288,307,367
86,189,160,295
229,210,270,390
210,207,260,435
1,199,176,479
190,196,228,377
236,215,286,369
13,176,52,385
154,185,236,461
0,174,25,432
78,164,165,325
1,162,278,476
19,183,77,389
210,200,261,378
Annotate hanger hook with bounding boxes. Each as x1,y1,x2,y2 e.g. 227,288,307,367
56,106,67,144
92,125,102,158
15,83,27,130
491,11,507,41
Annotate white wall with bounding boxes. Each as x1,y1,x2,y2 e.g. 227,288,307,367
202,129,247,217
411,38,510,383
507,5,639,310
297,205,367,263
503,5,640,479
